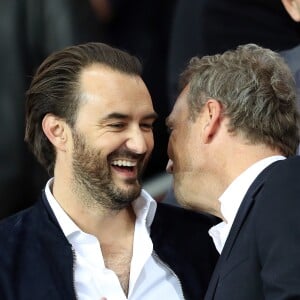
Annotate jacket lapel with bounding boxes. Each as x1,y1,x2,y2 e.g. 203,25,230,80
204,161,280,300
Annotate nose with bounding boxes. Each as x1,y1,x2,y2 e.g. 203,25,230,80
166,159,174,173
125,127,151,154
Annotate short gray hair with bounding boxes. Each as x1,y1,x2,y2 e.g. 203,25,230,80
180,43,300,156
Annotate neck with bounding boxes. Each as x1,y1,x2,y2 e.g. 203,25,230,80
207,139,283,219
51,173,136,244
224,145,283,185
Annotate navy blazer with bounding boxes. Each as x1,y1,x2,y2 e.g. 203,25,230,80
0,192,218,300
205,156,300,300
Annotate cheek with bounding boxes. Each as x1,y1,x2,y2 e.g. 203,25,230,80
181,145,193,170
175,132,197,170
146,132,154,152
95,134,125,151
168,132,188,167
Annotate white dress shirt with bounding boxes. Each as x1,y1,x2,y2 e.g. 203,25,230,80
208,156,285,254
45,179,184,300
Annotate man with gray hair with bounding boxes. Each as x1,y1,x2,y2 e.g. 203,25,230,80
166,43,300,299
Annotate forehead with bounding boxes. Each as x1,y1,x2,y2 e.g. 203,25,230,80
78,64,155,117
168,85,190,123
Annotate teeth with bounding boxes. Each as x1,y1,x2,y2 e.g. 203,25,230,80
111,160,136,167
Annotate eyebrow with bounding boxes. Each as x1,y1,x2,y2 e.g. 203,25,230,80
103,112,158,121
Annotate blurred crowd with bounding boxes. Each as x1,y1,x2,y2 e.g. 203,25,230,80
1,0,300,219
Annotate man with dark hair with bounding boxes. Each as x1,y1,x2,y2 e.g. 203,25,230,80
0,42,218,299
166,43,300,299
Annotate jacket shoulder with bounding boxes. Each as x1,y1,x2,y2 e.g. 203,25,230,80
151,203,219,300
152,202,220,232
0,206,36,239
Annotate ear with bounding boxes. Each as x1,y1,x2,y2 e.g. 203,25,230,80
202,99,222,144
281,0,300,22
42,114,69,151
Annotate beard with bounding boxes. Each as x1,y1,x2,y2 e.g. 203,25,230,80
71,130,147,211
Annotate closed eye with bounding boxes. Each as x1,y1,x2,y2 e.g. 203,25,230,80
140,123,154,131
166,126,173,134
109,123,126,129
165,117,173,135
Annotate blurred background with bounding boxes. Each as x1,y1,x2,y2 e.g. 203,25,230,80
1,0,300,219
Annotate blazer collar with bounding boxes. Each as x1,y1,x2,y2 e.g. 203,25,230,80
205,160,281,299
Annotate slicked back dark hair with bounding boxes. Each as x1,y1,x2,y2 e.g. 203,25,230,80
25,42,142,175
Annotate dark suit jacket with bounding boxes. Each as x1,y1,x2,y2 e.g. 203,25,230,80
205,156,300,300
0,192,218,300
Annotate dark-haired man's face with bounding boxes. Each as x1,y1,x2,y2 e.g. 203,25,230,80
70,65,157,210
71,129,148,210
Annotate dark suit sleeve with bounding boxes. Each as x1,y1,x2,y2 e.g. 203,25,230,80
254,157,300,299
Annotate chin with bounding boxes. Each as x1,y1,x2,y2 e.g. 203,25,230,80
176,195,191,209
116,176,138,187
120,181,141,196
174,185,194,209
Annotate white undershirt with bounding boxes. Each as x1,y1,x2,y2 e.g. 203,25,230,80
208,156,285,254
45,179,184,300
